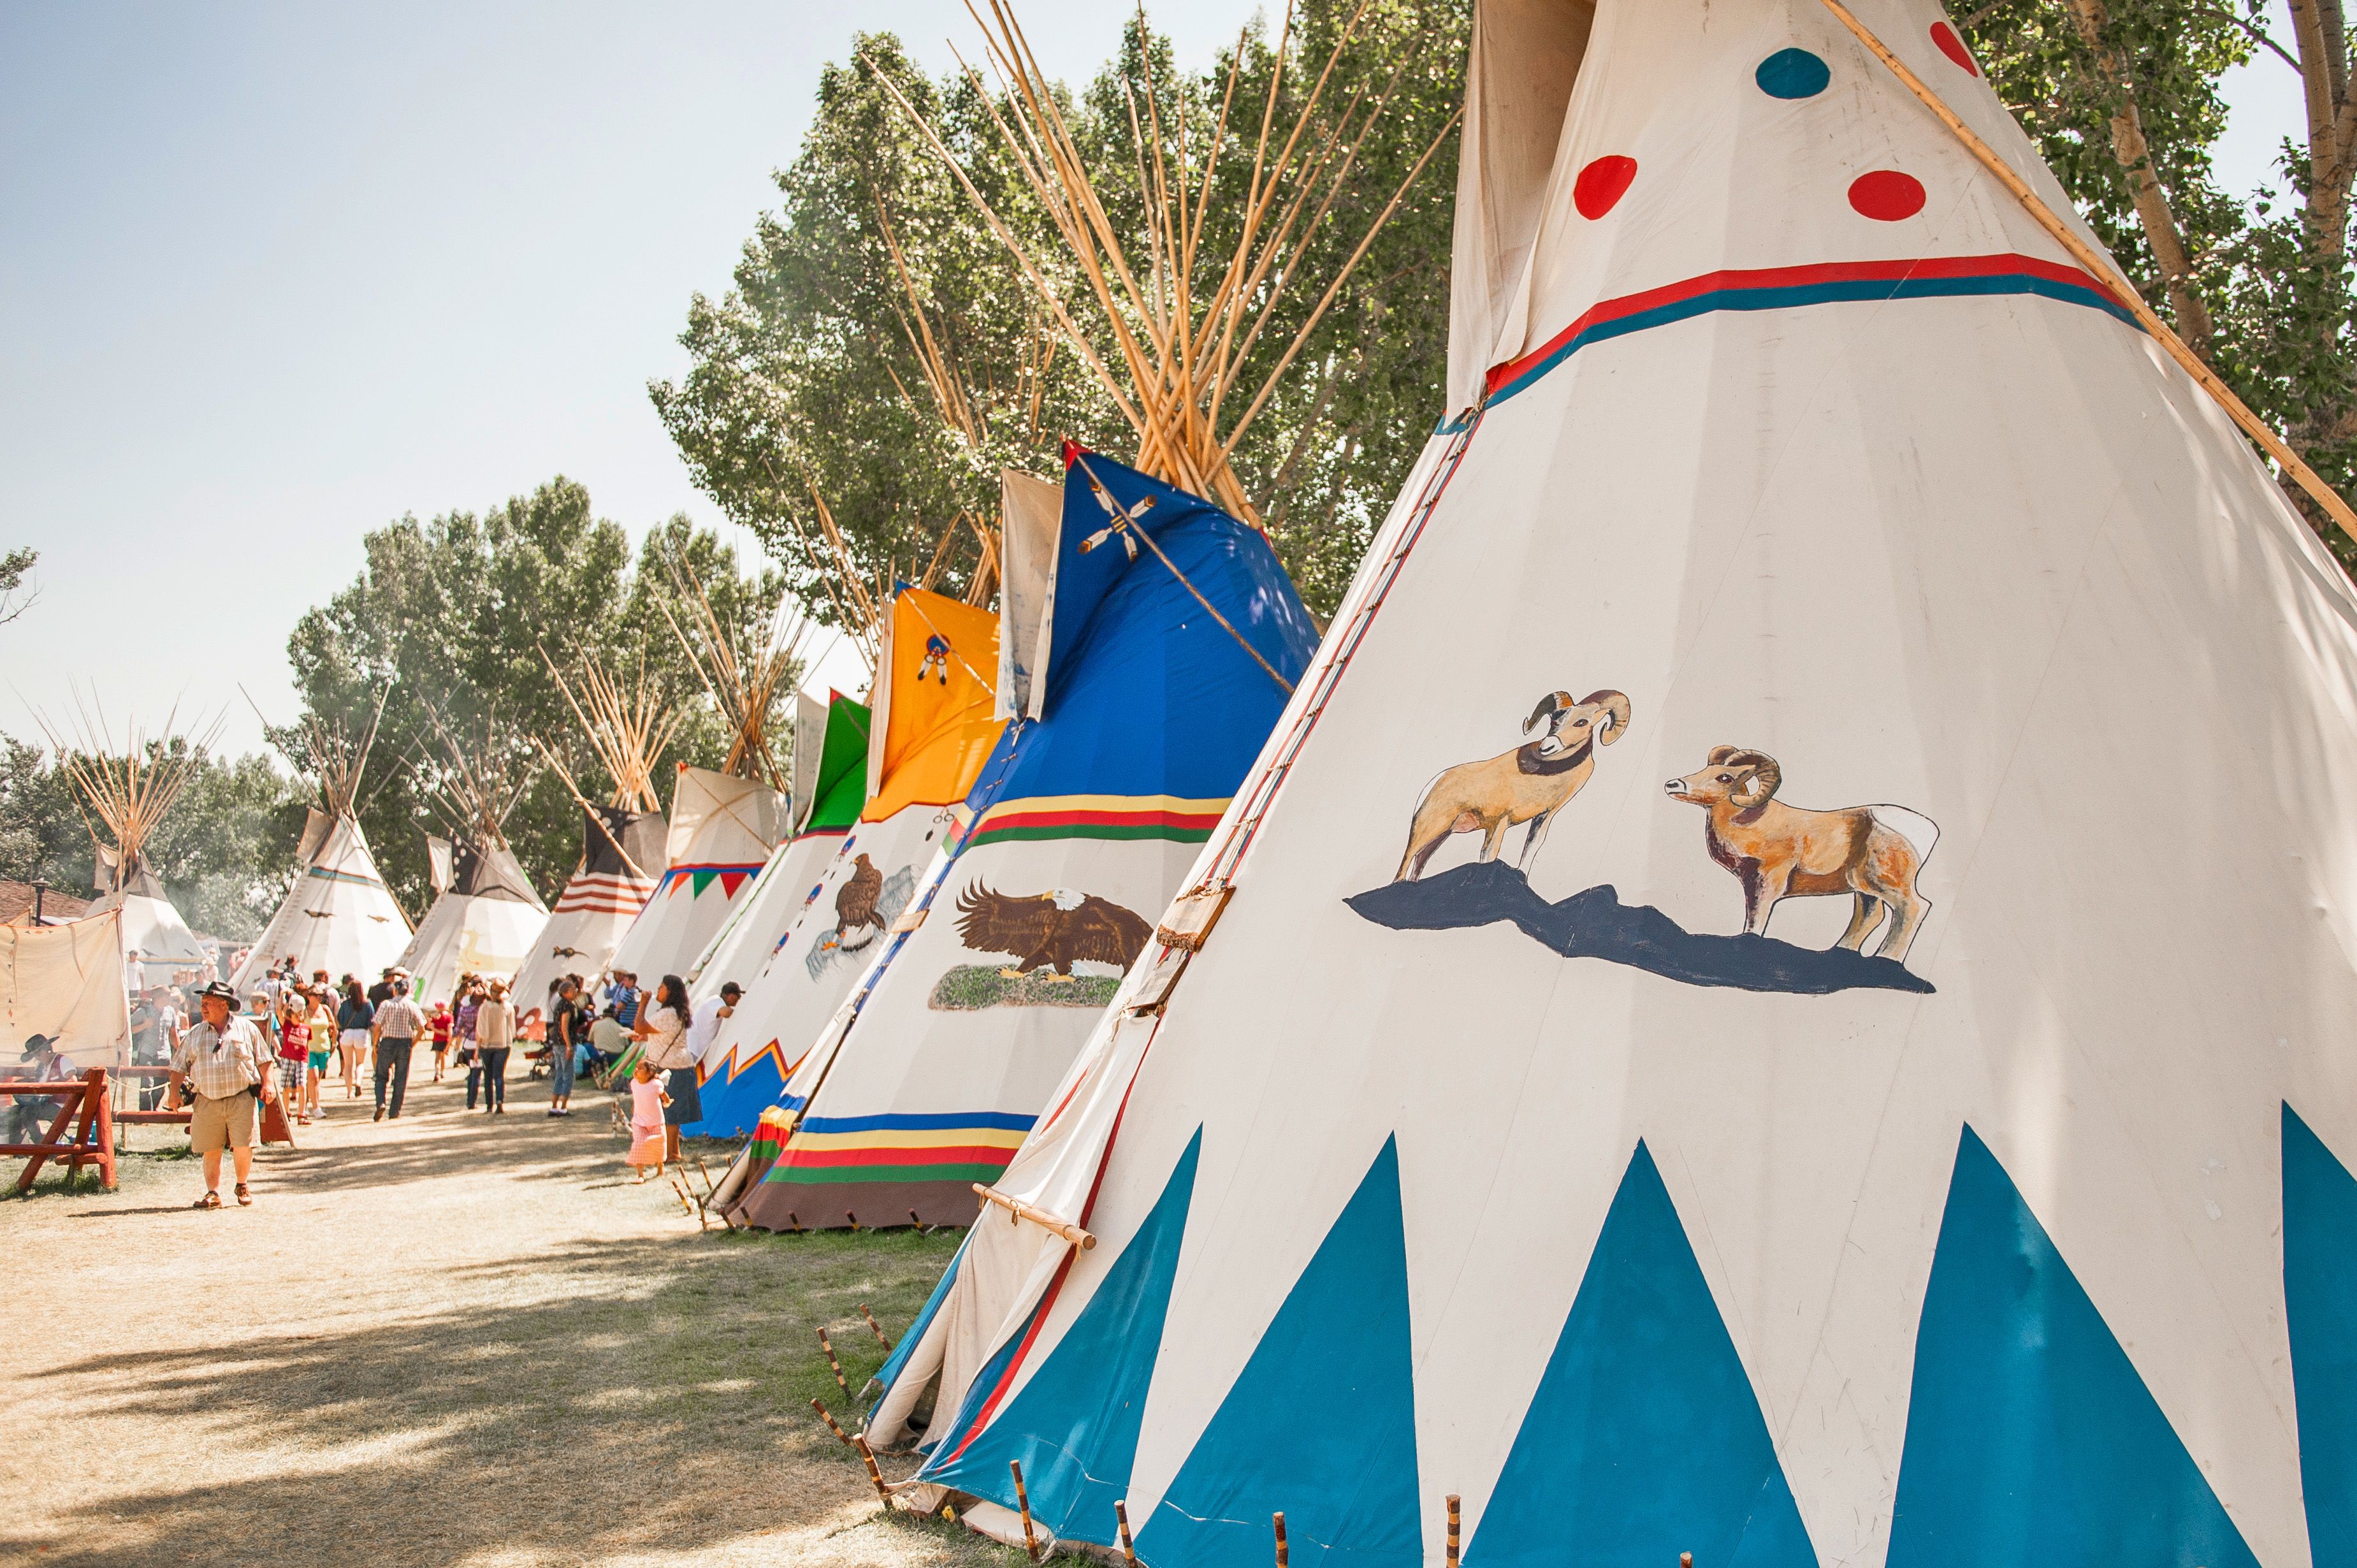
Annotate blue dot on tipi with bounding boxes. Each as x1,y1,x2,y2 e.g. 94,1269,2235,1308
1756,48,1831,99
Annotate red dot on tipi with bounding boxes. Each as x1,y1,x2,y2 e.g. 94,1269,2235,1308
1573,156,1638,220
1929,21,1978,73
1849,170,1927,221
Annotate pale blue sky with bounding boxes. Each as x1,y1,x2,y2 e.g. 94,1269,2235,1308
0,2,2305,755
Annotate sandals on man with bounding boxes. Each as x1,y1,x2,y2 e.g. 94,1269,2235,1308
193,1191,221,1209
234,1184,252,1207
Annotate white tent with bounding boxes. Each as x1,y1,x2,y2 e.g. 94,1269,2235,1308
604,764,783,987
231,809,412,995
728,455,1318,1226
683,587,1001,1139
395,836,549,1008
1,910,131,1071
866,4,2357,1566
88,857,207,991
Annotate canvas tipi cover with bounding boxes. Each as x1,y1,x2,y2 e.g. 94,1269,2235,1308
230,810,412,994
514,803,667,1031
88,855,208,989
730,453,1318,1228
685,692,871,1135
396,836,549,1007
604,764,784,988
682,590,1000,1138
864,6,2357,1567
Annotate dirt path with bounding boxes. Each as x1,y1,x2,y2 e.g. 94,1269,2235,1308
0,1063,1023,1567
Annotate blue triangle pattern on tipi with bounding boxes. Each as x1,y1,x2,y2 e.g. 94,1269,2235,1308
1133,1136,1422,1568
1887,1126,2259,1568
2284,1102,2357,1568
1464,1140,1817,1568
920,1128,1203,1544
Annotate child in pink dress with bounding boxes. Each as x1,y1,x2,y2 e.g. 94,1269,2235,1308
626,1059,670,1181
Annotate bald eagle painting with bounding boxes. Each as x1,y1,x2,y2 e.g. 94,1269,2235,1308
953,882,1153,981
834,853,887,952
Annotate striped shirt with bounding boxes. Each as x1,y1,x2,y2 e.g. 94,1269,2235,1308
171,1016,273,1101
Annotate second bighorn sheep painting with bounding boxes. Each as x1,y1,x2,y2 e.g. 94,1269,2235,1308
1664,747,1938,962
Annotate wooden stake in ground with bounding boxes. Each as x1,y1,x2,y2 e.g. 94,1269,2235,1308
859,1303,893,1352
1446,1493,1460,1568
816,1326,852,1400
1813,0,2357,542
1115,1499,1140,1567
871,1,1460,524
1273,1509,1289,1567
1012,1460,1041,1562
851,1433,894,1505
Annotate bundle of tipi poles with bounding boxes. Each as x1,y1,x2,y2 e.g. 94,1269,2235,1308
875,0,1460,525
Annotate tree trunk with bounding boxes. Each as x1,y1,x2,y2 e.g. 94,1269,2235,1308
2063,0,2216,351
2289,0,2357,260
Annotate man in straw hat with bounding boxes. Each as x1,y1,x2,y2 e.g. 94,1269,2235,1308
168,981,280,1209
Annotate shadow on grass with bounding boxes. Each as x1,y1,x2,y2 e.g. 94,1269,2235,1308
2,1225,1001,1567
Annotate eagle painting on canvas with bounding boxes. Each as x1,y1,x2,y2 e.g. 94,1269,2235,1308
929,883,1153,1011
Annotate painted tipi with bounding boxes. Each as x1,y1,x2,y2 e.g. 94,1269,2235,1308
865,6,2357,1567
684,688,871,1137
606,763,783,987
729,453,1318,1228
686,587,1001,1140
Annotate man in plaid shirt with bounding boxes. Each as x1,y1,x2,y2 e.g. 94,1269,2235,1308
170,981,280,1209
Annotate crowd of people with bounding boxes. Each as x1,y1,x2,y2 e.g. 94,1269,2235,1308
126,953,744,1206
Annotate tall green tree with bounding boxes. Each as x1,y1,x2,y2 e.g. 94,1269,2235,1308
285,478,796,915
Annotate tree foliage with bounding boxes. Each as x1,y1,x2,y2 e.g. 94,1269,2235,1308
285,477,797,915
1964,0,2357,563
653,2,1468,621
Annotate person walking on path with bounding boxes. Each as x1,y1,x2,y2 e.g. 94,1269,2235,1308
371,980,425,1122
168,981,282,1209
335,982,373,1100
303,989,333,1121
546,976,582,1117
633,975,699,1164
428,999,453,1082
275,993,313,1127
475,980,515,1114
456,978,486,1108
624,1058,670,1180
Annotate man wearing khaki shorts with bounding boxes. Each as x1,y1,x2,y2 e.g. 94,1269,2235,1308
168,981,280,1209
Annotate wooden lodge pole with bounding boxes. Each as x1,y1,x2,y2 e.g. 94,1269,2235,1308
1813,0,2357,542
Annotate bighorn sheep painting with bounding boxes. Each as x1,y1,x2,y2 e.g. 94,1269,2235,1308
1665,747,1937,961
1393,690,1630,882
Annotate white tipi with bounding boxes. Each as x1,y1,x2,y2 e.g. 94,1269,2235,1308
38,704,215,991
232,710,411,994
866,6,2357,1567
